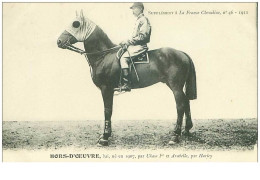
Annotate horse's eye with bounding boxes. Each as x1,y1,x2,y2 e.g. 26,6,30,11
72,21,80,28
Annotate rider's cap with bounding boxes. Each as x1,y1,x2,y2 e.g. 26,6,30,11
130,2,144,9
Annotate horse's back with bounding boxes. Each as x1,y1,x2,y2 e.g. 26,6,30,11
130,47,191,89
146,47,191,86
148,47,190,67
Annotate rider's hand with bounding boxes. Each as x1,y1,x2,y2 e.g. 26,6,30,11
119,40,129,49
119,41,126,47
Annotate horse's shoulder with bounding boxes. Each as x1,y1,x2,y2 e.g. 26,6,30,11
100,51,120,70
103,51,118,62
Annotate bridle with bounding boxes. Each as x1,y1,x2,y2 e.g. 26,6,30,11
61,29,139,96
61,33,122,81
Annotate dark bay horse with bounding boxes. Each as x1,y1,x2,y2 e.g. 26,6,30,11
57,11,197,146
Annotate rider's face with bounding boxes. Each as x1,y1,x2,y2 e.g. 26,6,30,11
132,7,142,17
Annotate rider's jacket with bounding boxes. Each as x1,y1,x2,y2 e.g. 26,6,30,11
128,13,151,46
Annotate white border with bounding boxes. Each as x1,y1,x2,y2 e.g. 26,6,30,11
1,1,259,180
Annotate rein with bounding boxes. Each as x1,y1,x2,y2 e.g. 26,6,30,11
63,40,121,83
66,43,121,56
61,34,121,55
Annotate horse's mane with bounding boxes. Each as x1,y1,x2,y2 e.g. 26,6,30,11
95,26,117,48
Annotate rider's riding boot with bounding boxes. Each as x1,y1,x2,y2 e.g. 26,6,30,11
121,68,131,92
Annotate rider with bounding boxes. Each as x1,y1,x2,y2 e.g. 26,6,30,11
119,2,152,92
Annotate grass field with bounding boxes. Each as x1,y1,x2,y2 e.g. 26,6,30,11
3,118,257,151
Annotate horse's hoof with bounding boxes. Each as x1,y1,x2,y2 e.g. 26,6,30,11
97,138,109,146
182,130,191,136
168,140,177,145
97,134,109,146
168,135,180,145
185,122,193,131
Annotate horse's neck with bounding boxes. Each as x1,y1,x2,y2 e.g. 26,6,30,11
83,26,116,65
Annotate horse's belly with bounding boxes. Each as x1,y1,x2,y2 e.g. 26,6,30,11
131,81,160,89
130,64,161,89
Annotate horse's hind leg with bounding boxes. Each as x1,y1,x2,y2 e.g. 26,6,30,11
167,83,186,144
183,100,193,136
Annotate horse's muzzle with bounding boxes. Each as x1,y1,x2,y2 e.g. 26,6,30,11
57,39,62,46
57,39,66,49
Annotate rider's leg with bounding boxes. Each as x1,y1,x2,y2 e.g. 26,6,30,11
120,54,129,69
119,54,131,92
121,68,131,91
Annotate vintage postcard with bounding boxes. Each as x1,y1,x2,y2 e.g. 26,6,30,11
2,2,257,162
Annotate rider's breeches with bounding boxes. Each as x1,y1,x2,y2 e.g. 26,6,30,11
119,44,148,69
120,54,129,69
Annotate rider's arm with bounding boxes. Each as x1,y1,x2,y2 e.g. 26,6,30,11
127,17,151,46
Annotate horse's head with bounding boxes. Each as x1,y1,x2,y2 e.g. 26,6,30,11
57,10,96,49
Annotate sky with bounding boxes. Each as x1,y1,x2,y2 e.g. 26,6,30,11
3,3,257,121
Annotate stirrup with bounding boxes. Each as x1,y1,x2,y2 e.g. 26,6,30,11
120,84,131,92
114,87,122,92
114,85,131,92
114,88,126,96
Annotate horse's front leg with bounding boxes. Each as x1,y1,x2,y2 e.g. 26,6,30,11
98,86,114,146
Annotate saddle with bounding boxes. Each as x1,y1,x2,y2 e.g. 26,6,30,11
115,48,150,93
116,48,150,64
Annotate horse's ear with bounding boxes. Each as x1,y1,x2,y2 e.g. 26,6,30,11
75,10,78,17
80,9,84,17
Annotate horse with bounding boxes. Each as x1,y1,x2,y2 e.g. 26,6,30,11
57,10,197,146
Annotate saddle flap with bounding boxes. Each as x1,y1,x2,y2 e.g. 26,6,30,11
117,48,149,64
132,51,149,64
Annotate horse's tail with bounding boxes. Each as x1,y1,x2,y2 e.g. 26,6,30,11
183,53,197,100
